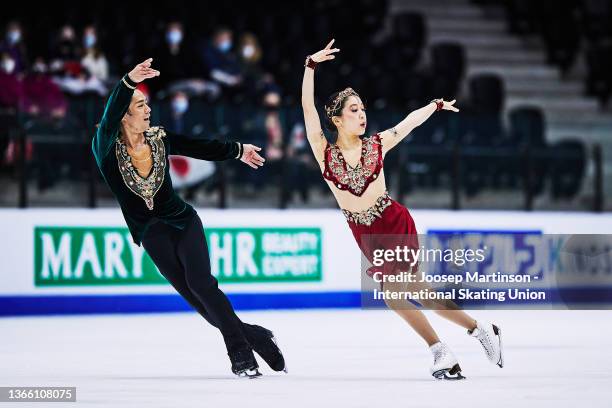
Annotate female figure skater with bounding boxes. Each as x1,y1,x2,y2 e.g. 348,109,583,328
92,58,286,378
301,41,503,380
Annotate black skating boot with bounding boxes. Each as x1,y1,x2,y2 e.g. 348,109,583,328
245,324,287,373
229,349,261,378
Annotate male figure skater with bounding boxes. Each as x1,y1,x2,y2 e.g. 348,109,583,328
92,58,286,378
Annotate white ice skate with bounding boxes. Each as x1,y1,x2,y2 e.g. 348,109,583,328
469,321,504,368
429,342,465,380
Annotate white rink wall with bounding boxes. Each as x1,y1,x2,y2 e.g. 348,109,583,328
1,208,611,315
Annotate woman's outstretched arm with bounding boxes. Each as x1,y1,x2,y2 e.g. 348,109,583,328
379,99,459,154
301,39,339,169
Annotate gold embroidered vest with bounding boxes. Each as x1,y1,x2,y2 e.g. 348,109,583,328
115,127,167,210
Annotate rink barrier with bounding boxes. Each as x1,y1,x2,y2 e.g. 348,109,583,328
0,292,361,316
3,209,612,316
1,286,612,316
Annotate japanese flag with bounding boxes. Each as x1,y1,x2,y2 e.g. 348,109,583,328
168,156,215,189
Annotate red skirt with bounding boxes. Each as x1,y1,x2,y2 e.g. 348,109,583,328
346,199,419,277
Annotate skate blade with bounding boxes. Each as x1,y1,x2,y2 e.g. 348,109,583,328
432,364,466,381
493,324,504,368
270,335,288,374
236,368,262,379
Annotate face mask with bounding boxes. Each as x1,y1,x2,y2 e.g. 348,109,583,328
33,62,47,73
2,58,15,74
61,28,75,41
166,30,183,45
218,39,232,53
242,45,255,59
172,98,189,114
7,30,21,45
84,34,96,48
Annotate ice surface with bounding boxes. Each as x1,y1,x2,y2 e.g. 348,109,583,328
2,309,611,407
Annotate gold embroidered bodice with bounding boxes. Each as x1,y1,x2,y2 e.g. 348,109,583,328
323,134,383,197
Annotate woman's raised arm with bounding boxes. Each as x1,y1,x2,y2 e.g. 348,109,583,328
301,39,339,168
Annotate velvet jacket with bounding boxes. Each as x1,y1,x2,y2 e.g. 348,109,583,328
92,75,240,245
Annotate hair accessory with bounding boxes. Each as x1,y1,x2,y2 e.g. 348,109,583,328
325,87,359,118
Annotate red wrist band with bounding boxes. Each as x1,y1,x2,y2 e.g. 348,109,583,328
305,55,318,70
431,99,444,112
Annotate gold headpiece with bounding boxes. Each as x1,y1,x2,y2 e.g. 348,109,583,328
325,87,359,118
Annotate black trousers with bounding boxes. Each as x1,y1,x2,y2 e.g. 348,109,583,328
141,214,250,354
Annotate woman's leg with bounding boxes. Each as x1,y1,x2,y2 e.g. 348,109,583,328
175,214,250,354
382,280,440,346
433,309,477,331
412,269,478,331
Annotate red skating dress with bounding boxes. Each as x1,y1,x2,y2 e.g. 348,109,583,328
323,133,419,277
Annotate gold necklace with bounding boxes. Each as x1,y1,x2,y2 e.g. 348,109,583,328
130,153,152,162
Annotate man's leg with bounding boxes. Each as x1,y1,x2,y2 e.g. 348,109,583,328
143,217,285,372
143,225,269,335
175,215,251,354
141,227,219,329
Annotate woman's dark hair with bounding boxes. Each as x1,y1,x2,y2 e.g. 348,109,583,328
323,91,343,133
323,87,362,133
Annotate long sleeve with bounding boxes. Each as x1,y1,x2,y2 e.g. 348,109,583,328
92,74,136,166
166,129,240,161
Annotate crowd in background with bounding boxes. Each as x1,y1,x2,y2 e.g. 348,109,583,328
0,0,598,208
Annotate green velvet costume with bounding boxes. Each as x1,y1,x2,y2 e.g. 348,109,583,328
92,75,241,245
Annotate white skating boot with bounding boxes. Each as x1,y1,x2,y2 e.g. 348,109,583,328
469,321,504,368
429,342,465,380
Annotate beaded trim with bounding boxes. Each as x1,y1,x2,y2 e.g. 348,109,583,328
342,192,392,226
115,126,167,210
325,87,359,118
323,134,383,197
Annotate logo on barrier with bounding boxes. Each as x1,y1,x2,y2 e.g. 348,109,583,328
34,227,322,286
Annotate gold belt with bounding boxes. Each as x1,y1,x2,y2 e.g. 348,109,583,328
342,192,392,226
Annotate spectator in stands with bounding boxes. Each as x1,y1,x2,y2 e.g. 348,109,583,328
238,33,265,96
51,25,107,96
163,90,216,200
0,52,24,112
50,25,80,76
262,89,284,163
285,122,318,204
200,27,242,89
23,58,67,118
81,25,109,83
0,21,27,75
239,87,283,191
153,21,193,95
165,91,192,135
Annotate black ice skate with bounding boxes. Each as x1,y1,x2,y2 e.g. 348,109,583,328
245,324,288,373
229,349,262,378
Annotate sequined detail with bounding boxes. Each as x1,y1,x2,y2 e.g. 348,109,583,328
116,126,167,210
323,134,383,197
342,192,392,226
